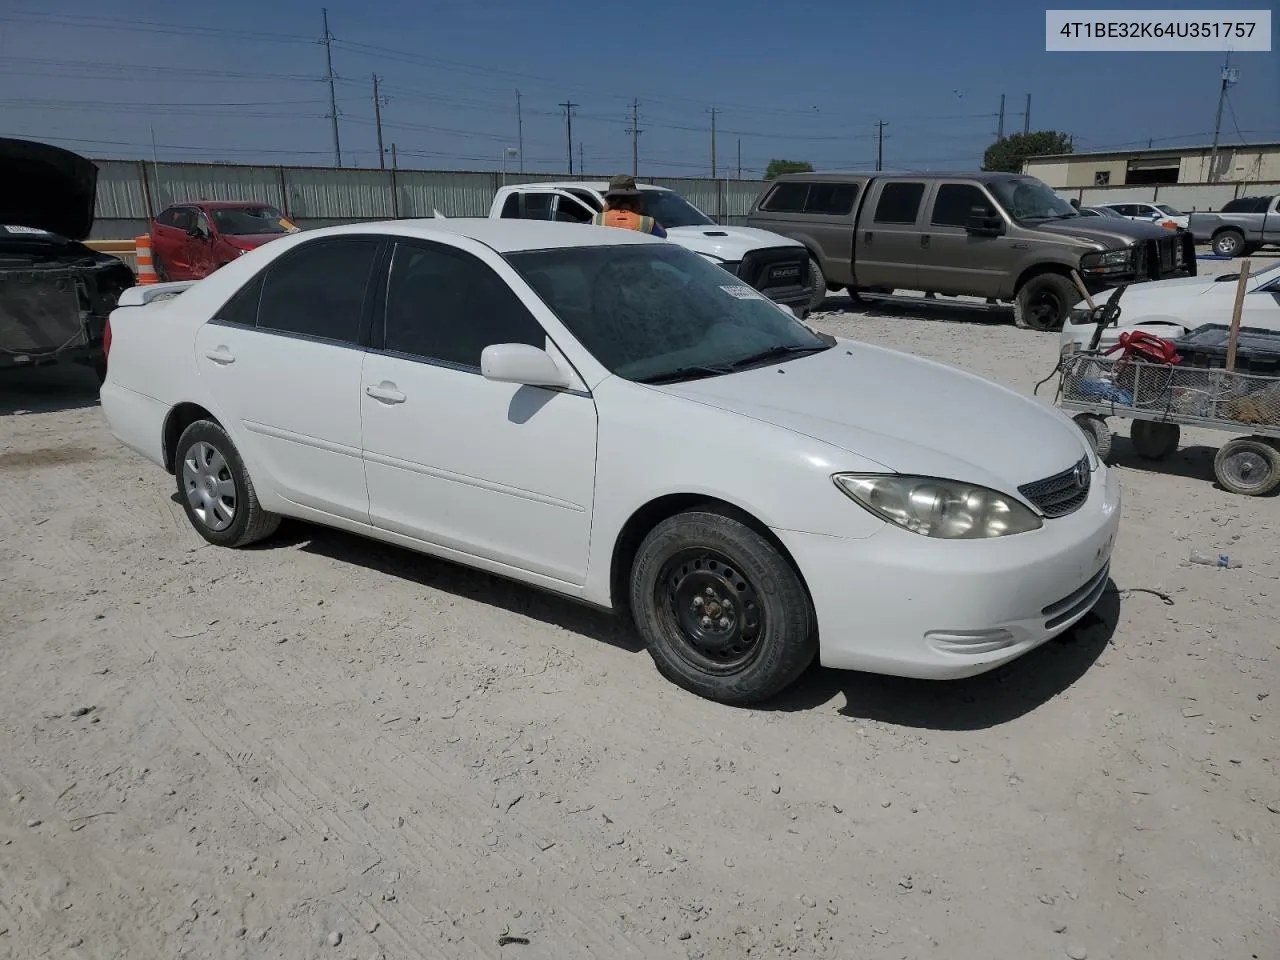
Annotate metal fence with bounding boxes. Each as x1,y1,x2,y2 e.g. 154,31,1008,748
89,159,770,238
88,158,1280,239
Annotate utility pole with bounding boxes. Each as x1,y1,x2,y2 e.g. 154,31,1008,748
710,107,718,178
391,142,398,170
625,99,642,177
1023,93,1031,135
321,8,341,166
559,100,577,175
578,141,584,177
996,94,1005,141
875,120,888,171
515,89,525,173
372,74,385,169
1207,52,1239,183
737,138,741,179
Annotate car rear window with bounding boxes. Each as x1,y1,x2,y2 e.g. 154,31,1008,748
803,183,857,216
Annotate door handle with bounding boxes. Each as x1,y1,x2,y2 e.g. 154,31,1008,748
863,231,873,244
204,346,235,365
920,235,931,249
365,382,406,404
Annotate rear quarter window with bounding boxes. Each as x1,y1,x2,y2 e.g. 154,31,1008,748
759,182,809,213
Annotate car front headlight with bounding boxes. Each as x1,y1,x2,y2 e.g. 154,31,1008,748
833,474,1043,539
1080,248,1133,276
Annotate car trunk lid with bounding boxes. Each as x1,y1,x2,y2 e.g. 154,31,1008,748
0,137,98,240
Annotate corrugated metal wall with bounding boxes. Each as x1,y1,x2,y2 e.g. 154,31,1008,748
1049,180,1278,211
87,159,771,238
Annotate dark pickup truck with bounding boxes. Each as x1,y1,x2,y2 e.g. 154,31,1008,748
747,170,1195,331
1,138,135,381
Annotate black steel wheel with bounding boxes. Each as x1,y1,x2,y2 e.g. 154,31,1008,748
1014,273,1076,332
629,509,816,705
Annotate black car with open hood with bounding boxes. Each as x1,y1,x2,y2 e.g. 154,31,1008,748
1,137,135,380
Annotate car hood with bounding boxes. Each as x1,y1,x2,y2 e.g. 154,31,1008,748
665,225,804,261
221,233,288,250
1031,216,1173,245
0,137,98,240
652,341,1089,494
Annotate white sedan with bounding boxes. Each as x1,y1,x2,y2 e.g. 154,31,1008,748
101,219,1120,705
1096,201,1190,230
1060,258,1280,355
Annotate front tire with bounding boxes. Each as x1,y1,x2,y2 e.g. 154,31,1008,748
629,509,817,705
806,257,827,313
175,420,281,547
1073,414,1112,463
1014,273,1075,331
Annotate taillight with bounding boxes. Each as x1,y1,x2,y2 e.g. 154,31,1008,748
103,318,112,362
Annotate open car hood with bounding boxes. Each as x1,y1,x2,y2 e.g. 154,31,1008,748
0,137,98,240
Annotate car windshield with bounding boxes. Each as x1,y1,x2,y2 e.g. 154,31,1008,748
990,178,1077,220
210,206,292,236
1155,204,1184,216
507,244,829,383
638,190,715,228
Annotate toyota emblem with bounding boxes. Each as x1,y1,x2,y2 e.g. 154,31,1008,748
1074,459,1089,488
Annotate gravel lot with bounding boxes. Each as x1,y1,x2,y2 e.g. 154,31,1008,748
1,282,1277,960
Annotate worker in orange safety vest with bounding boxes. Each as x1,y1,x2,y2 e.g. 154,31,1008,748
590,175,667,237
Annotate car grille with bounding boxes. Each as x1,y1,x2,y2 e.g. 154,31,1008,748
736,247,810,297
1017,456,1091,519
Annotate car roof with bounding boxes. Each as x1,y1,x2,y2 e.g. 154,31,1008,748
293,217,667,253
500,180,670,194
167,200,282,210
771,170,1037,183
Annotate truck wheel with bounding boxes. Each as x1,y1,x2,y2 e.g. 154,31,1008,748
1212,229,1245,258
1130,420,1180,461
807,258,827,313
1213,437,1280,496
1014,273,1075,332
1073,414,1112,463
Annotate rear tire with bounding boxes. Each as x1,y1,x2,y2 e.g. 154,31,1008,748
629,509,817,705
1213,437,1280,496
1130,420,1180,461
175,420,281,547
1014,273,1075,332
1212,229,1245,258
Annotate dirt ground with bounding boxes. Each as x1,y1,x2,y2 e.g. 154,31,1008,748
1,281,1278,960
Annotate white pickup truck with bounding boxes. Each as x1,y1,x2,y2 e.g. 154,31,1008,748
489,181,815,316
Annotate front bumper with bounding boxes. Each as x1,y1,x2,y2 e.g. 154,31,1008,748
732,247,813,314
775,465,1121,679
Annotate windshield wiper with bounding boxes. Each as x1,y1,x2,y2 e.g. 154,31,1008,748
724,343,830,371
633,363,735,385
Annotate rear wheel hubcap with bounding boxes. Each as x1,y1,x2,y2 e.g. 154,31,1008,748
182,441,237,532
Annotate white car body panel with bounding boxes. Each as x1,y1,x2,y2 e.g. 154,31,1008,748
488,181,806,261
1060,263,1280,354
101,217,1119,683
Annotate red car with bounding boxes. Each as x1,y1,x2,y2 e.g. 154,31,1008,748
150,200,299,280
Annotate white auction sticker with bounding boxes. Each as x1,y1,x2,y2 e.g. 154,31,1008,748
720,284,764,300
1046,10,1271,51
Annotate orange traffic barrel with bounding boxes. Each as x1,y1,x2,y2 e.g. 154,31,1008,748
135,234,158,284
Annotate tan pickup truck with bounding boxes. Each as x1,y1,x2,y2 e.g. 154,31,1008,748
747,170,1196,331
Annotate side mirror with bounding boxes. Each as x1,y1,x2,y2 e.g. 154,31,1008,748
481,343,571,390
965,207,1004,236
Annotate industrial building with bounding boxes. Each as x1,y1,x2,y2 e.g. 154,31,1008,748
1023,142,1280,189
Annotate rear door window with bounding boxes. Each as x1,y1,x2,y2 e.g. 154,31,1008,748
256,238,381,345
872,183,926,225
521,193,554,220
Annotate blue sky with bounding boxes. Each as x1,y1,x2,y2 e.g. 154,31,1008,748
1,0,1277,178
